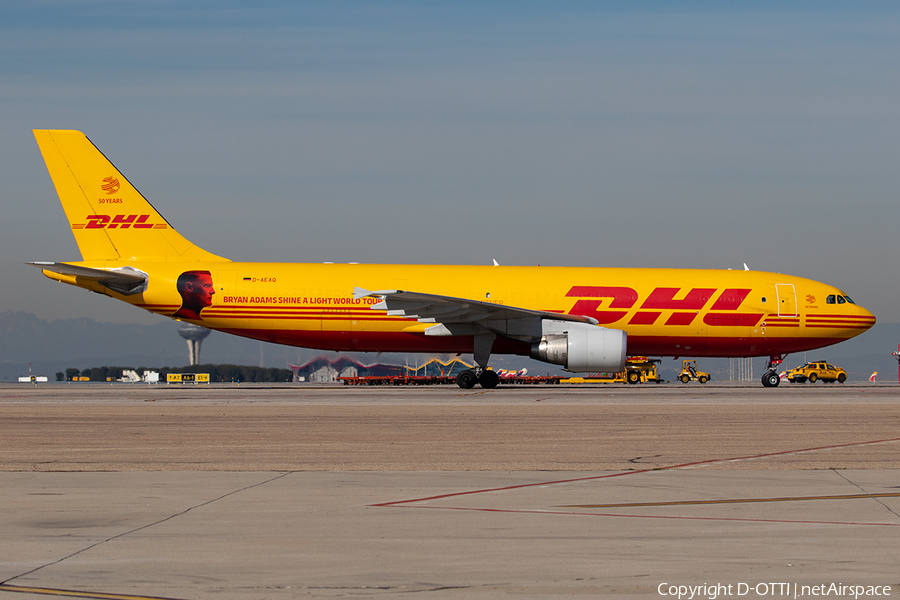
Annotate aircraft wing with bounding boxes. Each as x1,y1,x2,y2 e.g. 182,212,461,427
353,287,597,339
29,262,148,296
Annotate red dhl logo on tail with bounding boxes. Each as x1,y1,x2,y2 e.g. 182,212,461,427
71,215,168,230
566,286,763,327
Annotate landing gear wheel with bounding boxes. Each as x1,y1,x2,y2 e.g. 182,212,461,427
478,370,500,389
761,371,780,387
808,372,818,384
456,370,477,389
626,370,640,385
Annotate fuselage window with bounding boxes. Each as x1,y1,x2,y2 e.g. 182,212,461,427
826,295,836,304
837,296,846,304
844,296,856,304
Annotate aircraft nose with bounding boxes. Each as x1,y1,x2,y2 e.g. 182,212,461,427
859,304,876,327
850,303,876,334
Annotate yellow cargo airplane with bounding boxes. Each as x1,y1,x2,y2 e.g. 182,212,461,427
30,130,875,388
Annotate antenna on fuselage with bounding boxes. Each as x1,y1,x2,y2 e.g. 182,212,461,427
743,263,750,271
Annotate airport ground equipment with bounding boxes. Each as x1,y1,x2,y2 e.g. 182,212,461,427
339,372,563,385
339,374,457,386
497,374,563,384
560,356,664,384
623,356,664,384
678,360,711,384
784,361,847,384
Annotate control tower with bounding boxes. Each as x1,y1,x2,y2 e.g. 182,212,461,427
178,323,211,366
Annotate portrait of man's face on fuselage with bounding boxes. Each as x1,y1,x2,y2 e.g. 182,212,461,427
173,270,215,320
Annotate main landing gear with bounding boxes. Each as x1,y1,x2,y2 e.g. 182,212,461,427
456,332,501,389
761,355,785,388
456,368,500,390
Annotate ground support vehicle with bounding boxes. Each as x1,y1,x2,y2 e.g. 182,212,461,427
623,357,665,384
785,361,847,384
678,360,711,384
561,357,665,384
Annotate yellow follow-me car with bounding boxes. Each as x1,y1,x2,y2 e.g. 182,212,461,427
784,361,848,384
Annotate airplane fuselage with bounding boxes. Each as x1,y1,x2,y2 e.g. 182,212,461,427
52,261,874,360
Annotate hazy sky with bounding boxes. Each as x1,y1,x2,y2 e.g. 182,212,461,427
3,1,899,326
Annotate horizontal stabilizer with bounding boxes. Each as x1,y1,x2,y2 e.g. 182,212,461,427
29,262,148,296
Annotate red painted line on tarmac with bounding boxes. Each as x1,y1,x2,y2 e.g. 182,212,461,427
370,436,900,508
563,491,900,508
370,469,658,507
406,505,900,527
0,583,186,600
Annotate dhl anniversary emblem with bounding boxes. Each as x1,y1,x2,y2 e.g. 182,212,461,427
71,214,168,230
100,176,120,194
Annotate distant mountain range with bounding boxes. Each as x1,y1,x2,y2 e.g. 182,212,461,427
1,310,896,384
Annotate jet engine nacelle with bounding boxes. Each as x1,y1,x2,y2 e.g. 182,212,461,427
530,321,627,372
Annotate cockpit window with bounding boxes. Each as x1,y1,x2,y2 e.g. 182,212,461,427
836,295,846,304
844,296,855,304
826,295,836,304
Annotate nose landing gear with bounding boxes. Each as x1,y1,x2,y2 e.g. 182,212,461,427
761,355,785,388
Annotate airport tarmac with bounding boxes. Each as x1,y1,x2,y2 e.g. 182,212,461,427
0,383,898,599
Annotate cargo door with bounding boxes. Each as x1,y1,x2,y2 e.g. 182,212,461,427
775,284,797,317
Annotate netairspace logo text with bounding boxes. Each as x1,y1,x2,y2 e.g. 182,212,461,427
658,583,891,599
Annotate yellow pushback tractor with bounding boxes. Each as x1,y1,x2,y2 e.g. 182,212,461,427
623,356,665,384
562,356,664,384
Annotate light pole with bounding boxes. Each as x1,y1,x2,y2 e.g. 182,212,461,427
892,344,900,384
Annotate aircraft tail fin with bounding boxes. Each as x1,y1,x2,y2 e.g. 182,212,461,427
33,130,228,263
